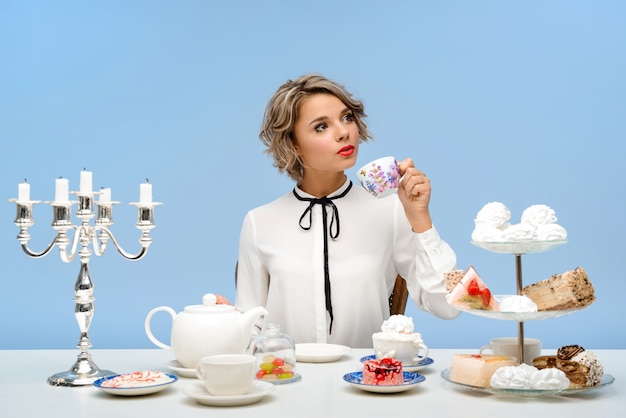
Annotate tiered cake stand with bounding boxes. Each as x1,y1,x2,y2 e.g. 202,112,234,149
464,239,573,364
442,239,615,396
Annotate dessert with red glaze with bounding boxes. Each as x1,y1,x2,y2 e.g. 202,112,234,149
362,357,404,385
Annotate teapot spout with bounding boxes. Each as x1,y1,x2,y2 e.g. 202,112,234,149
239,305,268,344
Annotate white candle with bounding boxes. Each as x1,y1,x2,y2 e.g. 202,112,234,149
18,181,30,202
80,170,93,194
55,178,69,202
139,182,152,204
99,187,111,203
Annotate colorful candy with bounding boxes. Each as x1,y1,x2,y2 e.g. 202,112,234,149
255,355,294,380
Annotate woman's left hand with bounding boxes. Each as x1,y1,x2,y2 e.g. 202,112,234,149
397,158,433,233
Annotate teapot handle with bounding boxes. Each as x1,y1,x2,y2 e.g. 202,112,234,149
144,306,177,350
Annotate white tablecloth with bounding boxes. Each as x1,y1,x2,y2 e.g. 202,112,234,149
0,348,622,418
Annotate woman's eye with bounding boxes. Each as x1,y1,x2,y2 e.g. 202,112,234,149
314,123,327,132
343,113,355,123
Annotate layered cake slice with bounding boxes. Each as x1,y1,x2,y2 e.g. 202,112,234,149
362,358,404,385
522,267,596,311
533,345,604,388
446,266,499,311
450,354,518,387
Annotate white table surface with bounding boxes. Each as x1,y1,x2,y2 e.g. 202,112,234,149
0,348,622,418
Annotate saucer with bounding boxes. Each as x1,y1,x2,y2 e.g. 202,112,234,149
359,355,434,372
343,371,425,393
295,343,351,363
94,372,177,396
183,381,275,406
166,360,196,378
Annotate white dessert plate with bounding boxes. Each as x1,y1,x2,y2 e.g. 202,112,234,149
441,368,615,397
343,371,425,393
471,239,567,255
359,355,434,372
295,343,351,363
183,380,275,406
454,295,591,321
166,360,196,378
93,372,177,396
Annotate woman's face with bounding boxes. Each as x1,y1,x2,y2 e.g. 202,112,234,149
293,93,360,176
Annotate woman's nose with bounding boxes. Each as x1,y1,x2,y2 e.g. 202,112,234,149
337,124,349,141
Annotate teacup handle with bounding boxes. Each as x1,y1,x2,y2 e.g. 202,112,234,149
144,306,177,350
413,343,429,363
195,363,205,380
479,344,492,355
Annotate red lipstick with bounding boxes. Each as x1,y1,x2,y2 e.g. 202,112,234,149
337,145,355,156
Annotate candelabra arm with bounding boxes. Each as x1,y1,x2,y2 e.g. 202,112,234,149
97,226,150,261
91,230,108,257
58,226,81,264
20,238,57,259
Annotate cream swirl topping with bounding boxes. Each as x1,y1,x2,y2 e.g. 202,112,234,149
380,314,414,334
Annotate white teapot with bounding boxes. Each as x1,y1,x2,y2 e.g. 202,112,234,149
145,294,267,368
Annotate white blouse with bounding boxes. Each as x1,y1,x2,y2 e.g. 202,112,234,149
235,179,459,348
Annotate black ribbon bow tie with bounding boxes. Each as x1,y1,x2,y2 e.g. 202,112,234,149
293,181,353,335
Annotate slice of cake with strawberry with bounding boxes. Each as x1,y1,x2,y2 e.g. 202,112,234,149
445,266,499,311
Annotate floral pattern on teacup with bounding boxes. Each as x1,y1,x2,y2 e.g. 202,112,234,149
358,161,400,197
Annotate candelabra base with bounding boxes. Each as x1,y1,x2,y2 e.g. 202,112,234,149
47,352,115,387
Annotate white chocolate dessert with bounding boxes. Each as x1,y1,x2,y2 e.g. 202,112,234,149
450,354,517,387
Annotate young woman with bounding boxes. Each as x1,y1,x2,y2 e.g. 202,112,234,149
235,74,459,347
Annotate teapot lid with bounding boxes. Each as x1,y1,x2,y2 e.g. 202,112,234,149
183,294,235,313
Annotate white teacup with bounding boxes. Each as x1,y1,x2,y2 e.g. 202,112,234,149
372,331,429,366
195,354,255,396
479,337,542,365
357,156,400,198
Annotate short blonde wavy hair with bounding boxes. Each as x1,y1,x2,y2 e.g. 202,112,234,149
259,74,372,182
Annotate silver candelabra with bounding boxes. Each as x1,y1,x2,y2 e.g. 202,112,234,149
9,172,161,387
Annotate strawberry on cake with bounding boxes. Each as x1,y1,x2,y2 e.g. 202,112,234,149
362,358,404,385
446,266,499,311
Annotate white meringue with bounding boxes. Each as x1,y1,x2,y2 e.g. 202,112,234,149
502,223,536,241
499,295,538,312
530,368,570,390
490,364,537,389
521,204,557,227
474,202,511,228
535,223,567,240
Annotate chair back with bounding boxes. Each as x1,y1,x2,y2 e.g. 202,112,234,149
389,275,408,315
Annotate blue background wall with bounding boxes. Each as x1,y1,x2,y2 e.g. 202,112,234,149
1,1,624,351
